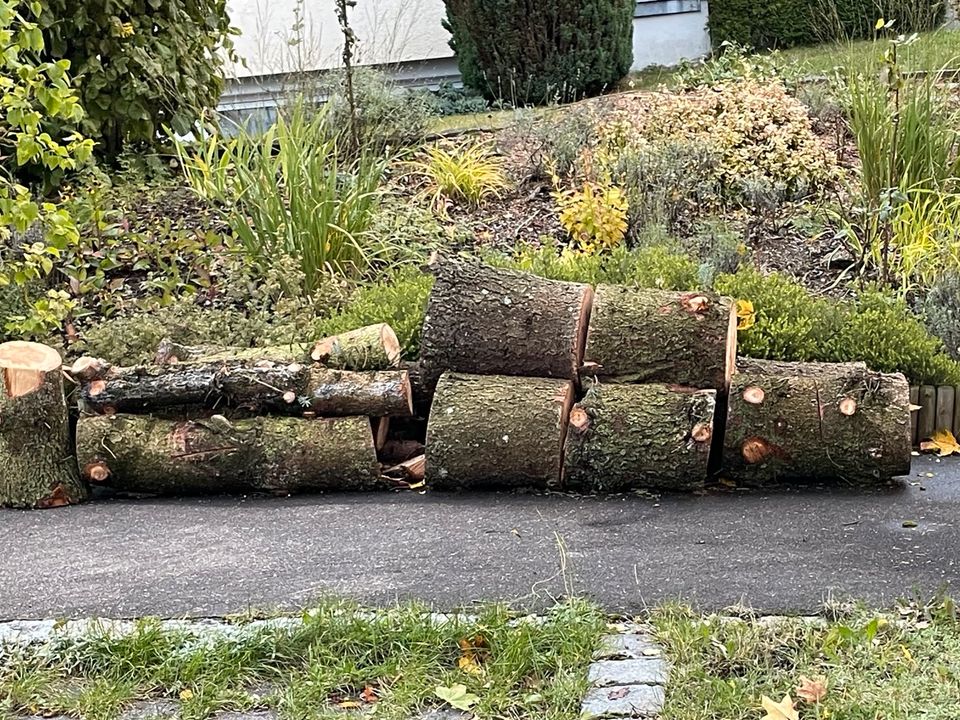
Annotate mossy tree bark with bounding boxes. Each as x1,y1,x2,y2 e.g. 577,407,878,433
583,286,737,390
0,342,88,508
425,372,574,490
310,323,402,370
72,358,412,417
563,382,716,492
724,359,912,484
75,413,381,495
420,256,593,388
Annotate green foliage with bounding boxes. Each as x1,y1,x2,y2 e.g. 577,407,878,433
412,141,509,210
553,182,629,254
321,68,435,152
708,0,945,49
489,239,700,290
313,266,434,359
425,81,491,117
923,272,960,360
0,0,93,339
442,0,634,104
716,267,960,384
175,101,389,292
523,107,597,179
674,41,787,90
36,0,237,157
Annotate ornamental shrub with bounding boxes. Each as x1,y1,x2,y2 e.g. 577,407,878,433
442,0,634,104
36,0,237,157
709,0,945,49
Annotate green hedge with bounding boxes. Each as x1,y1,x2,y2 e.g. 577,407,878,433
442,0,634,104
708,0,946,49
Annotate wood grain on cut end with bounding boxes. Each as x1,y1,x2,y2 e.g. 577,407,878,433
83,461,111,483
743,385,765,405
0,341,63,397
838,397,858,416
741,437,773,465
691,422,713,443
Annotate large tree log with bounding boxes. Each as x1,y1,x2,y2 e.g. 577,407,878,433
75,414,381,495
419,256,593,387
310,323,402,370
724,359,912,484
71,358,412,417
425,373,574,490
0,342,88,508
582,286,736,390
562,382,716,492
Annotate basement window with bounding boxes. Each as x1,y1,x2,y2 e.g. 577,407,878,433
634,0,702,17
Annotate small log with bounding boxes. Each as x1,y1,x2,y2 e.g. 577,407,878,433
384,454,426,483
72,358,412,417
310,323,402,370
419,256,593,387
725,360,912,484
425,372,574,490
582,286,736,390
562,382,716,492
0,342,88,508
153,338,311,365
75,413,381,495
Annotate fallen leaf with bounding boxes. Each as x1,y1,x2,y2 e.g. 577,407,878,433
761,694,799,720
736,299,756,331
435,683,479,711
337,700,362,709
607,687,631,700
795,675,828,703
920,429,960,456
179,689,194,701
360,686,378,703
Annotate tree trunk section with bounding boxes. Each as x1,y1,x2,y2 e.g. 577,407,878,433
154,338,310,365
583,286,736,390
75,413,381,495
72,359,412,417
0,342,88,508
562,382,715,492
425,372,574,490
419,256,592,388
724,360,912,484
310,323,402,370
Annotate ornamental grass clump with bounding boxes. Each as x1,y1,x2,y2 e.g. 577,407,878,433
412,141,509,211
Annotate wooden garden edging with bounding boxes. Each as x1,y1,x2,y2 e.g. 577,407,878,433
910,385,960,445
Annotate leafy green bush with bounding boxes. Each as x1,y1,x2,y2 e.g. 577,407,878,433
923,272,960,360
321,68,435,152
717,267,960,384
442,0,634,104
489,240,700,290
709,0,945,49
36,0,236,157
313,266,434,359
424,82,491,116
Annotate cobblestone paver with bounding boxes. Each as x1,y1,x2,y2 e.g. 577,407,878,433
581,624,669,718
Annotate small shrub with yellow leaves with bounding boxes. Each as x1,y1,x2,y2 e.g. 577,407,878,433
553,181,629,254
413,141,509,211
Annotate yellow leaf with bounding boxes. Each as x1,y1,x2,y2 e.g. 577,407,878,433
338,700,362,709
736,299,756,331
920,429,960,457
761,694,799,720
795,675,828,703
179,689,194,701
458,654,483,675
876,17,886,29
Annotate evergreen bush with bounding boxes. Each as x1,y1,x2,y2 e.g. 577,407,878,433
442,0,634,104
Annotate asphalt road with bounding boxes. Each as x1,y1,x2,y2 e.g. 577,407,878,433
2,455,957,619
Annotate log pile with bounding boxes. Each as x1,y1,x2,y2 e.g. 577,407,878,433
0,257,916,508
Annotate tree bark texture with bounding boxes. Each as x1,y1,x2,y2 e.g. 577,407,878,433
154,338,310,366
75,413,381,495
583,286,736,390
419,256,592,387
0,342,88,508
73,359,412,417
724,360,912,484
310,323,402,370
425,372,574,490
562,382,716,492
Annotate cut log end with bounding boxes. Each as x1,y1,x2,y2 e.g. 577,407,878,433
838,397,858,416
569,406,591,433
282,390,297,404
0,341,63,397
741,436,774,465
691,422,713,443
743,385,766,405
83,461,112,483
380,324,402,366
69,356,110,382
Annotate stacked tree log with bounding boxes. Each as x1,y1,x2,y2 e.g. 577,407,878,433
68,323,421,497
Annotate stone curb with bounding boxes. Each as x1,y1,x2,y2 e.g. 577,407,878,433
580,624,668,719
